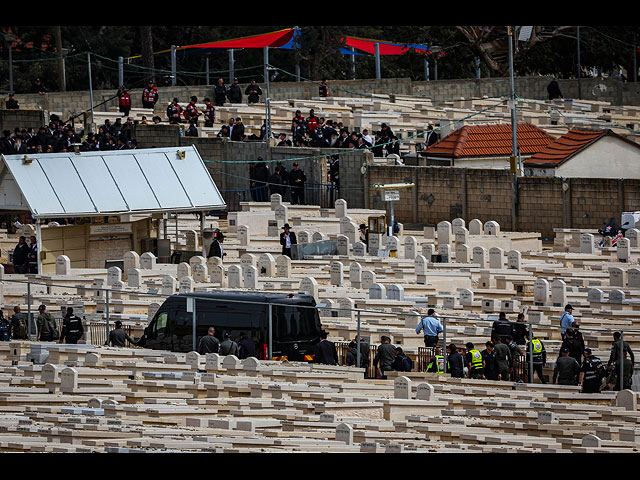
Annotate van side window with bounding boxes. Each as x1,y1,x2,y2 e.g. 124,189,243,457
155,312,168,335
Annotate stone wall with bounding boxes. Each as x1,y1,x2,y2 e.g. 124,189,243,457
365,164,640,240
0,108,45,135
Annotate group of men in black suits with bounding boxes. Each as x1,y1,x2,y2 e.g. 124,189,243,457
206,224,297,260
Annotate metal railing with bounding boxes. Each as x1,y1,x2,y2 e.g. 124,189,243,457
220,182,339,212
1,276,636,388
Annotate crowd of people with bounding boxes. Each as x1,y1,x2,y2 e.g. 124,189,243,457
310,305,635,392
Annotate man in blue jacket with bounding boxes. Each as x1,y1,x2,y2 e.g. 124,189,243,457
416,309,443,347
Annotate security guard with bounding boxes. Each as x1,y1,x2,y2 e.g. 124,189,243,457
142,80,159,109
202,98,215,127
525,333,547,384
465,342,484,379
117,85,131,117
579,348,605,393
59,307,84,344
184,96,200,124
167,98,182,124
426,348,447,373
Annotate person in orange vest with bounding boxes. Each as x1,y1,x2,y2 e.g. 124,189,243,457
306,109,319,134
167,98,182,124
142,79,159,109
319,78,329,97
117,85,131,117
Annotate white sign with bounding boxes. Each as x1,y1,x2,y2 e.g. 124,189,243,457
89,223,132,235
384,190,400,202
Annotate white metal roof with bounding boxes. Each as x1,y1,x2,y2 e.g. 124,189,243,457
0,146,226,218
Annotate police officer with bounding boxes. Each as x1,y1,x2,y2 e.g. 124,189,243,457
213,78,228,107
167,98,182,124
142,79,159,109
202,98,215,127
579,348,605,393
244,80,262,104
525,333,547,384
465,342,484,379
227,78,242,103
104,320,137,348
59,307,84,344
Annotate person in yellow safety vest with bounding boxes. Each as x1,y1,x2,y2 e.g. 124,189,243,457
525,332,547,384
465,342,484,379
426,348,448,373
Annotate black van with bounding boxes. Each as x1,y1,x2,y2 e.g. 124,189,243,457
138,292,323,361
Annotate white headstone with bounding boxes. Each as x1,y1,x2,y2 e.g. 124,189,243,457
345,221,358,244
580,233,596,255
177,262,192,280
123,251,140,275
140,252,156,270
394,376,411,399
335,199,348,219
369,234,382,256
469,219,483,235
336,235,350,256
179,276,195,293
338,297,354,319
361,270,376,290
626,228,640,248
107,266,122,286
422,243,435,259
257,253,276,277
415,255,428,276
507,250,521,270
240,253,258,268
617,237,631,262
56,255,71,276
404,236,417,260
210,265,225,287
193,263,209,283
161,275,177,295
460,288,474,306
330,261,344,286
454,227,469,246
276,255,291,278
227,265,242,288
484,220,500,236
312,231,326,242
416,382,435,401
609,289,625,304
353,242,366,257
437,221,452,246
185,229,198,250
299,277,319,299
534,278,550,304
275,204,288,223
336,423,353,445
243,265,259,290
237,225,250,246
369,283,386,300
127,268,141,288
270,193,282,211
610,266,626,287
489,247,505,269
551,279,566,307
387,284,405,301
452,218,466,233
472,246,487,268
349,262,362,286
587,288,605,303
298,230,311,244
455,243,471,263
629,268,640,288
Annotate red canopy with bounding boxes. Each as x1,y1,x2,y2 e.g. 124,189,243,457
181,28,295,51
342,36,432,56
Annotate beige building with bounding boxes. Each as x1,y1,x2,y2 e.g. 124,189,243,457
524,128,640,178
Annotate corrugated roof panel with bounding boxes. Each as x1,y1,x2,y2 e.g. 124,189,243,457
168,148,222,209
37,156,98,215
69,154,129,213
134,151,193,210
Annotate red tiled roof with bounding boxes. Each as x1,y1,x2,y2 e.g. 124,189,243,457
524,129,621,167
423,123,556,159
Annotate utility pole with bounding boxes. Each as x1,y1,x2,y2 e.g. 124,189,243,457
54,26,66,92
508,26,519,232
577,26,582,99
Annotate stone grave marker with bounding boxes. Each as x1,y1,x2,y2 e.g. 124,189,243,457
185,230,198,251
387,284,405,301
193,263,208,283
394,376,411,399
227,265,243,288
617,237,631,262
437,221,452,246
460,288,474,306
312,231,326,242
587,288,605,303
140,252,156,270
610,267,626,287
107,266,122,286
362,270,376,290
335,199,347,218
353,242,366,257
276,255,291,278
534,278,550,305
416,382,434,401
237,225,250,246
298,230,311,244
336,423,353,445
270,193,282,211
629,268,640,288
626,228,640,248
177,262,191,280
369,283,386,300
127,268,141,288
349,262,362,288
336,235,350,256
551,279,566,307
211,265,225,287
404,236,417,260
484,220,500,236
161,275,177,295
299,277,319,298
257,253,276,277
56,255,71,276
507,250,521,270
472,246,487,268
580,233,596,254
469,219,483,235
489,247,505,269
330,261,344,286
123,251,140,278
243,265,259,290
456,243,471,263
179,276,195,293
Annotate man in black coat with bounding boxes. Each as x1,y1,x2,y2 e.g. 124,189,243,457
12,236,30,274
313,330,338,365
213,78,228,107
198,327,220,354
245,80,263,104
547,77,563,100
238,332,257,359
207,231,225,261
289,162,306,205
268,166,283,197
227,78,242,103
447,343,465,378
230,117,245,141
280,224,297,258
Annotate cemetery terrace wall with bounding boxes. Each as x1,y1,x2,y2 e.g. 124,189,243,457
366,165,640,239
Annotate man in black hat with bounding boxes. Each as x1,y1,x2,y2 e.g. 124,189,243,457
280,223,297,258
245,80,263,104
579,348,606,393
228,78,242,103
5,93,19,110
208,230,225,261
289,162,306,205
358,223,369,247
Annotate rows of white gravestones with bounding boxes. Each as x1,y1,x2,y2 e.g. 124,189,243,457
0,338,638,453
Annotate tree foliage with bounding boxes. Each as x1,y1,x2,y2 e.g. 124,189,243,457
0,25,639,94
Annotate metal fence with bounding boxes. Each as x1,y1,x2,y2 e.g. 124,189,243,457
220,182,339,212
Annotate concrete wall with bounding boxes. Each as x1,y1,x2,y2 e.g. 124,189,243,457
555,137,640,179
0,108,45,135
4,76,639,121
364,164,640,240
